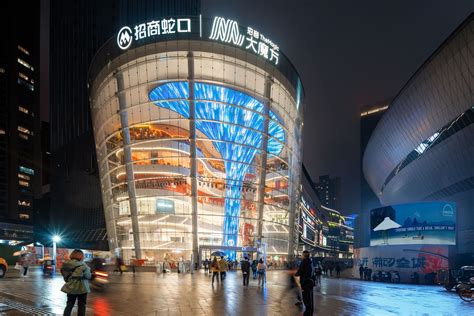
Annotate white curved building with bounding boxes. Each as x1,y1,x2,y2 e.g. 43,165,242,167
88,16,304,263
363,14,473,255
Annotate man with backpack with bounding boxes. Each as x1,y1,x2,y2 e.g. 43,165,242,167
295,250,314,316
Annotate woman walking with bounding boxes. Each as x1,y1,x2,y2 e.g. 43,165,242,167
61,249,91,316
210,257,220,285
251,260,258,279
257,258,267,287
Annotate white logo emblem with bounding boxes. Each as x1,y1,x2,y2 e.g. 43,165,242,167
117,26,133,50
442,204,454,217
209,17,244,46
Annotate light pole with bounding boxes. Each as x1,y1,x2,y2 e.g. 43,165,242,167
52,235,61,273
36,242,44,260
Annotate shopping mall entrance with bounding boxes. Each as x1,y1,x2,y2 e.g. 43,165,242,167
199,245,262,263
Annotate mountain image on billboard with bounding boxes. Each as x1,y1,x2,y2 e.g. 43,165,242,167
370,202,456,246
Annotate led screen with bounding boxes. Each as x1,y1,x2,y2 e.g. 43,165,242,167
370,202,456,246
156,199,175,214
149,81,285,260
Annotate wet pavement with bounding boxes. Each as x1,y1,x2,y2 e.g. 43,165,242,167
0,267,472,315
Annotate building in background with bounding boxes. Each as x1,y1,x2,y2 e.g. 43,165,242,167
363,14,473,266
315,175,341,210
356,100,390,248
89,15,304,263
0,0,41,245
299,165,353,259
47,0,201,249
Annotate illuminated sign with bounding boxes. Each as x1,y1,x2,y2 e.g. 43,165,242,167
156,199,175,214
117,17,192,50
370,202,456,246
116,16,280,66
301,195,310,211
209,16,279,65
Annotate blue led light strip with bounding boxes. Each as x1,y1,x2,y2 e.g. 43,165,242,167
149,81,285,260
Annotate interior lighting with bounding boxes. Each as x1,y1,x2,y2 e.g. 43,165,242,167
150,81,286,260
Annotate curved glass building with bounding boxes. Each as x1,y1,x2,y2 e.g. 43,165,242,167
88,16,304,263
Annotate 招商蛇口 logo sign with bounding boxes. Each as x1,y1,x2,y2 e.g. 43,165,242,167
117,18,192,50
116,16,280,66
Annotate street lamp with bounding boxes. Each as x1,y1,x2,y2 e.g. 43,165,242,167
52,235,61,273
36,242,44,260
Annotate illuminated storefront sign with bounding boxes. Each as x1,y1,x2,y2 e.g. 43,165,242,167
209,17,279,65
117,17,192,50
117,16,280,65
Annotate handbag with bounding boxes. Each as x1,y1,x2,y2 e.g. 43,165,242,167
14,263,22,270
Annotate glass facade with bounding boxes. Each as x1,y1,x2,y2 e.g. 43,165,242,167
90,45,303,262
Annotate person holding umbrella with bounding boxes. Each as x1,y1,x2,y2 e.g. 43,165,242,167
13,250,31,279
218,256,228,281
210,257,220,285
19,253,30,278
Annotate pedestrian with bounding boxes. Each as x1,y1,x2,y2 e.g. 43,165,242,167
295,250,314,316
204,258,209,273
218,256,227,281
115,257,124,275
257,258,267,287
328,266,333,277
251,260,258,279
208,258,212,274
19,253,30,278
288,267,303,306
130,256,137,275
359,265,364,280
335,264,341,278
211,257,220,285
314,264,322,287
61,249,92,316
241,257,250,286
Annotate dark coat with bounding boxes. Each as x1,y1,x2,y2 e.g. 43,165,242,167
241,260,250,272
295,257,314,288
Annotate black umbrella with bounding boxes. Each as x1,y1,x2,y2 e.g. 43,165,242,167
211,251,226,257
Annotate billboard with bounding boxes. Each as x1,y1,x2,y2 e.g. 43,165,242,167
370,202,456,246
353,245,449,282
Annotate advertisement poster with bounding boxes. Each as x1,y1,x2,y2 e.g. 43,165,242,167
370,202,456,246
241,223,255,247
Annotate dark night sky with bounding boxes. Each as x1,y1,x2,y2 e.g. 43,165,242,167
202,0,474,214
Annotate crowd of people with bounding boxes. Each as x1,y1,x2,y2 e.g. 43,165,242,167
359,265,373,280
203,256,269,287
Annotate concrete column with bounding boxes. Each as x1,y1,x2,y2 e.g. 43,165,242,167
256,76,273,247
188,52,199,268
114,71,142,260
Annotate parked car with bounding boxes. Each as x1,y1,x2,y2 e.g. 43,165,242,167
0,257,8,278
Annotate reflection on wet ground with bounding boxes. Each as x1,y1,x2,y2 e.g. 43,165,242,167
0,267,472,315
